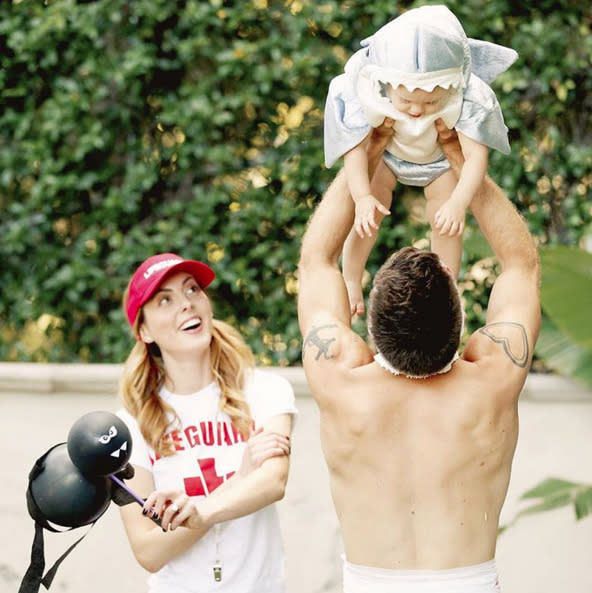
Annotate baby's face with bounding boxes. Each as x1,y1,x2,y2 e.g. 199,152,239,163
388,85,451,118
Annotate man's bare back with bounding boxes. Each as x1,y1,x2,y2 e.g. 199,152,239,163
305,339,523,568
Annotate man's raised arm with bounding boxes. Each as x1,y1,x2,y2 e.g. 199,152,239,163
297,122,393,336
437,121,541,366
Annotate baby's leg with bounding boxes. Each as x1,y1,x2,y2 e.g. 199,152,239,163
343,161,397,315
424,170,462,278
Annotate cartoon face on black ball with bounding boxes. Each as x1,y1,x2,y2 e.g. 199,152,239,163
67,411,133,476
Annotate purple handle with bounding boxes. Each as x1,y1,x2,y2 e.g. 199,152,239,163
110,474,145,504
110,474,161,526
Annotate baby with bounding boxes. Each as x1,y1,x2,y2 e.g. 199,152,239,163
324,5,518,315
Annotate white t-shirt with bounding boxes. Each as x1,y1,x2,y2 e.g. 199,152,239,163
118,369,298,593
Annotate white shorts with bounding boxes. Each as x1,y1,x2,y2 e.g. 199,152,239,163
342,556,501,593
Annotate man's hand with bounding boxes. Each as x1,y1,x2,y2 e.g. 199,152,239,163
435,119,464,174
367,117,395,165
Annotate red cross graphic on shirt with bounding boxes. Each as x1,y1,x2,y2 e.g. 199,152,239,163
184,457,235,496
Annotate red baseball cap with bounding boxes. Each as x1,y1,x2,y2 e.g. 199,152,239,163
125,253,215,326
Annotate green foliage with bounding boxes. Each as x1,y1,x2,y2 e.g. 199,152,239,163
536,317,592,388
1,0,591,363
539,246,592,350
500,477,592,533
535,246,592,387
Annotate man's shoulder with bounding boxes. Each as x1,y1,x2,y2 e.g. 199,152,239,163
301,318,344,361
460,322,533,404
301,316,373,376
463,321,532,370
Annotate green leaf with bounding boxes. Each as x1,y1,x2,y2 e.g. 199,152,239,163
513,477,592,524
520,477,580,500
540,246,592,352
535,317,592,389
574,487,592,520
517,491,572,517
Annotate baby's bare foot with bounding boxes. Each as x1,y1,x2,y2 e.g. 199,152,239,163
345,280,365,317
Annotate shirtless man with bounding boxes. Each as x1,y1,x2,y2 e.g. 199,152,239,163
297,120,540,592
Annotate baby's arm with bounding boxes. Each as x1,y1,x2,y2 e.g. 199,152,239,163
434,132,488,236
344,139,372,200
344,135,391,238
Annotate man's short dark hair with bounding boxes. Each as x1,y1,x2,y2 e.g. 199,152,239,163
368,247,463,377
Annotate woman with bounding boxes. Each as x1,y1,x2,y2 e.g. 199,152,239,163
117,253,296,593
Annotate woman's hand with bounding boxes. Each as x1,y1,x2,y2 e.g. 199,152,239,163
143,490,206,532
236,427,291,478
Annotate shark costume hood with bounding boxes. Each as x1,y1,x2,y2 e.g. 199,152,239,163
324,5,518,170
361,5,471,93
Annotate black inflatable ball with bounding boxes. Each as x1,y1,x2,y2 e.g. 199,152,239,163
28,443,112,528
67,411,132,477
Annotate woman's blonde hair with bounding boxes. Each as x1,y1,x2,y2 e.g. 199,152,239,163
119,286,254,457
